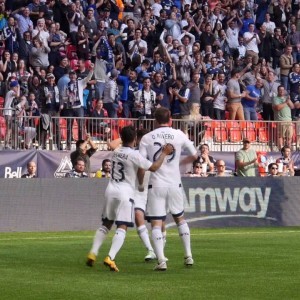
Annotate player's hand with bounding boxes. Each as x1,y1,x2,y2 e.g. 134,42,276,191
162,143,175,155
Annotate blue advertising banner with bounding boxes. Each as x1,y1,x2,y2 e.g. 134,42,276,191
0,178,300,232
1,150,300,178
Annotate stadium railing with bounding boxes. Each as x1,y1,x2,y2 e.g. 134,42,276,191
0,108,299,152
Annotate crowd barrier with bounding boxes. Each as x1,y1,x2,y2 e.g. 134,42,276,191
1,177,300,232
1,149,300,178
1,109,300,152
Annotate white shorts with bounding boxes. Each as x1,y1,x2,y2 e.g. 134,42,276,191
134,189,147,212
146,185,185,220
103,182,135,227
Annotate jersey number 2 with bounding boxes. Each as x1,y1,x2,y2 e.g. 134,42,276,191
153,142,175,163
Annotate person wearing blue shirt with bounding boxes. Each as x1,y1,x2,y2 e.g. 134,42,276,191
240,10,255,36
117,70,142,118
242,78,263,120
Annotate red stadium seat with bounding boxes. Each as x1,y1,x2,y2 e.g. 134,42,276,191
214,128,228,142
229,128,242,142
243,128,257,142
59,118,67,141
0,116,6,138
258,127,269,143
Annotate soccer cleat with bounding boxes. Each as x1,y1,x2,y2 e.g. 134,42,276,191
184,256,194,266
144,250,157,261
153,260,167,271
86,252,96,267
104,256,119,272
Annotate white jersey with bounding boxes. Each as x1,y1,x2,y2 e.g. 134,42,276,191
110,146,152,189
139,126,197,187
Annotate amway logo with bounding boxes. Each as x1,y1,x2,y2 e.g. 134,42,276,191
4,167,22,178
186,187,271,218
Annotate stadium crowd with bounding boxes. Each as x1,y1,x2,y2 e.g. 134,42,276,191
0,0,300,151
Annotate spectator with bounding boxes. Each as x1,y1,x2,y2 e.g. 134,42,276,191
184,160,207,177
134,77,157,119
261,71,280,121
89,99,110,140
61,64,94,149
212,72,227,120
243,23,260,65
267,163,280,176
70,134,98,176
95,159,111,178
3,80,20,149
215,159,232,177
40,73,61,150
235,138,258,177
280,45,294,91
168,76,189,119
103,68,119,118
21,161,37,178
198,143,215,173
12,7,34,36
276,145,295,176
226,69,247,120
3,16,19,54
242,78,263,121
29,37,50,70
272,85,295,149
65,158,89,178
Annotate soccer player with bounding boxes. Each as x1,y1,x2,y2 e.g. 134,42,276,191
86,126,173,272
107,129,166,262
139,107,198,271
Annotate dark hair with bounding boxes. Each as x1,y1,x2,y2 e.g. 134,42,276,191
75,158,85,166
76,139,85,149
268,162,278,172
137,128,149,140
281,145,291,155
200,143,209,151
120,126,136,145
102,159,111,169
154,107,170,124
231,68,240,77
192,159,201,168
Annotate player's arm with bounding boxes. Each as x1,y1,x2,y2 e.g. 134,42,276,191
148,144,174,171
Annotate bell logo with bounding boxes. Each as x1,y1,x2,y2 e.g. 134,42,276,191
4,167,22,178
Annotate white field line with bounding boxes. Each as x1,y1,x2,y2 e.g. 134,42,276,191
0,230,299,241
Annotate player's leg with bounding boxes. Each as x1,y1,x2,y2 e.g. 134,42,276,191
147,187,168,270
86,219,113,266
162,220,167,248
135,208,156,261
169,186,193,266
173,215,193,266
87,187,116,267
104,197,135,272
151,219,167,270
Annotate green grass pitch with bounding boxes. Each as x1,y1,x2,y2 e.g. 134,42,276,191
1,227,300,300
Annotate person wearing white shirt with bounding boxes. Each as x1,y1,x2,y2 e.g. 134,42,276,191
177,31,195,56
262,13,276,35
243,23,260,64
32,18,49,47
139,107,198,270
128,28,148,60
151,0,163,18
226,21,239,50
